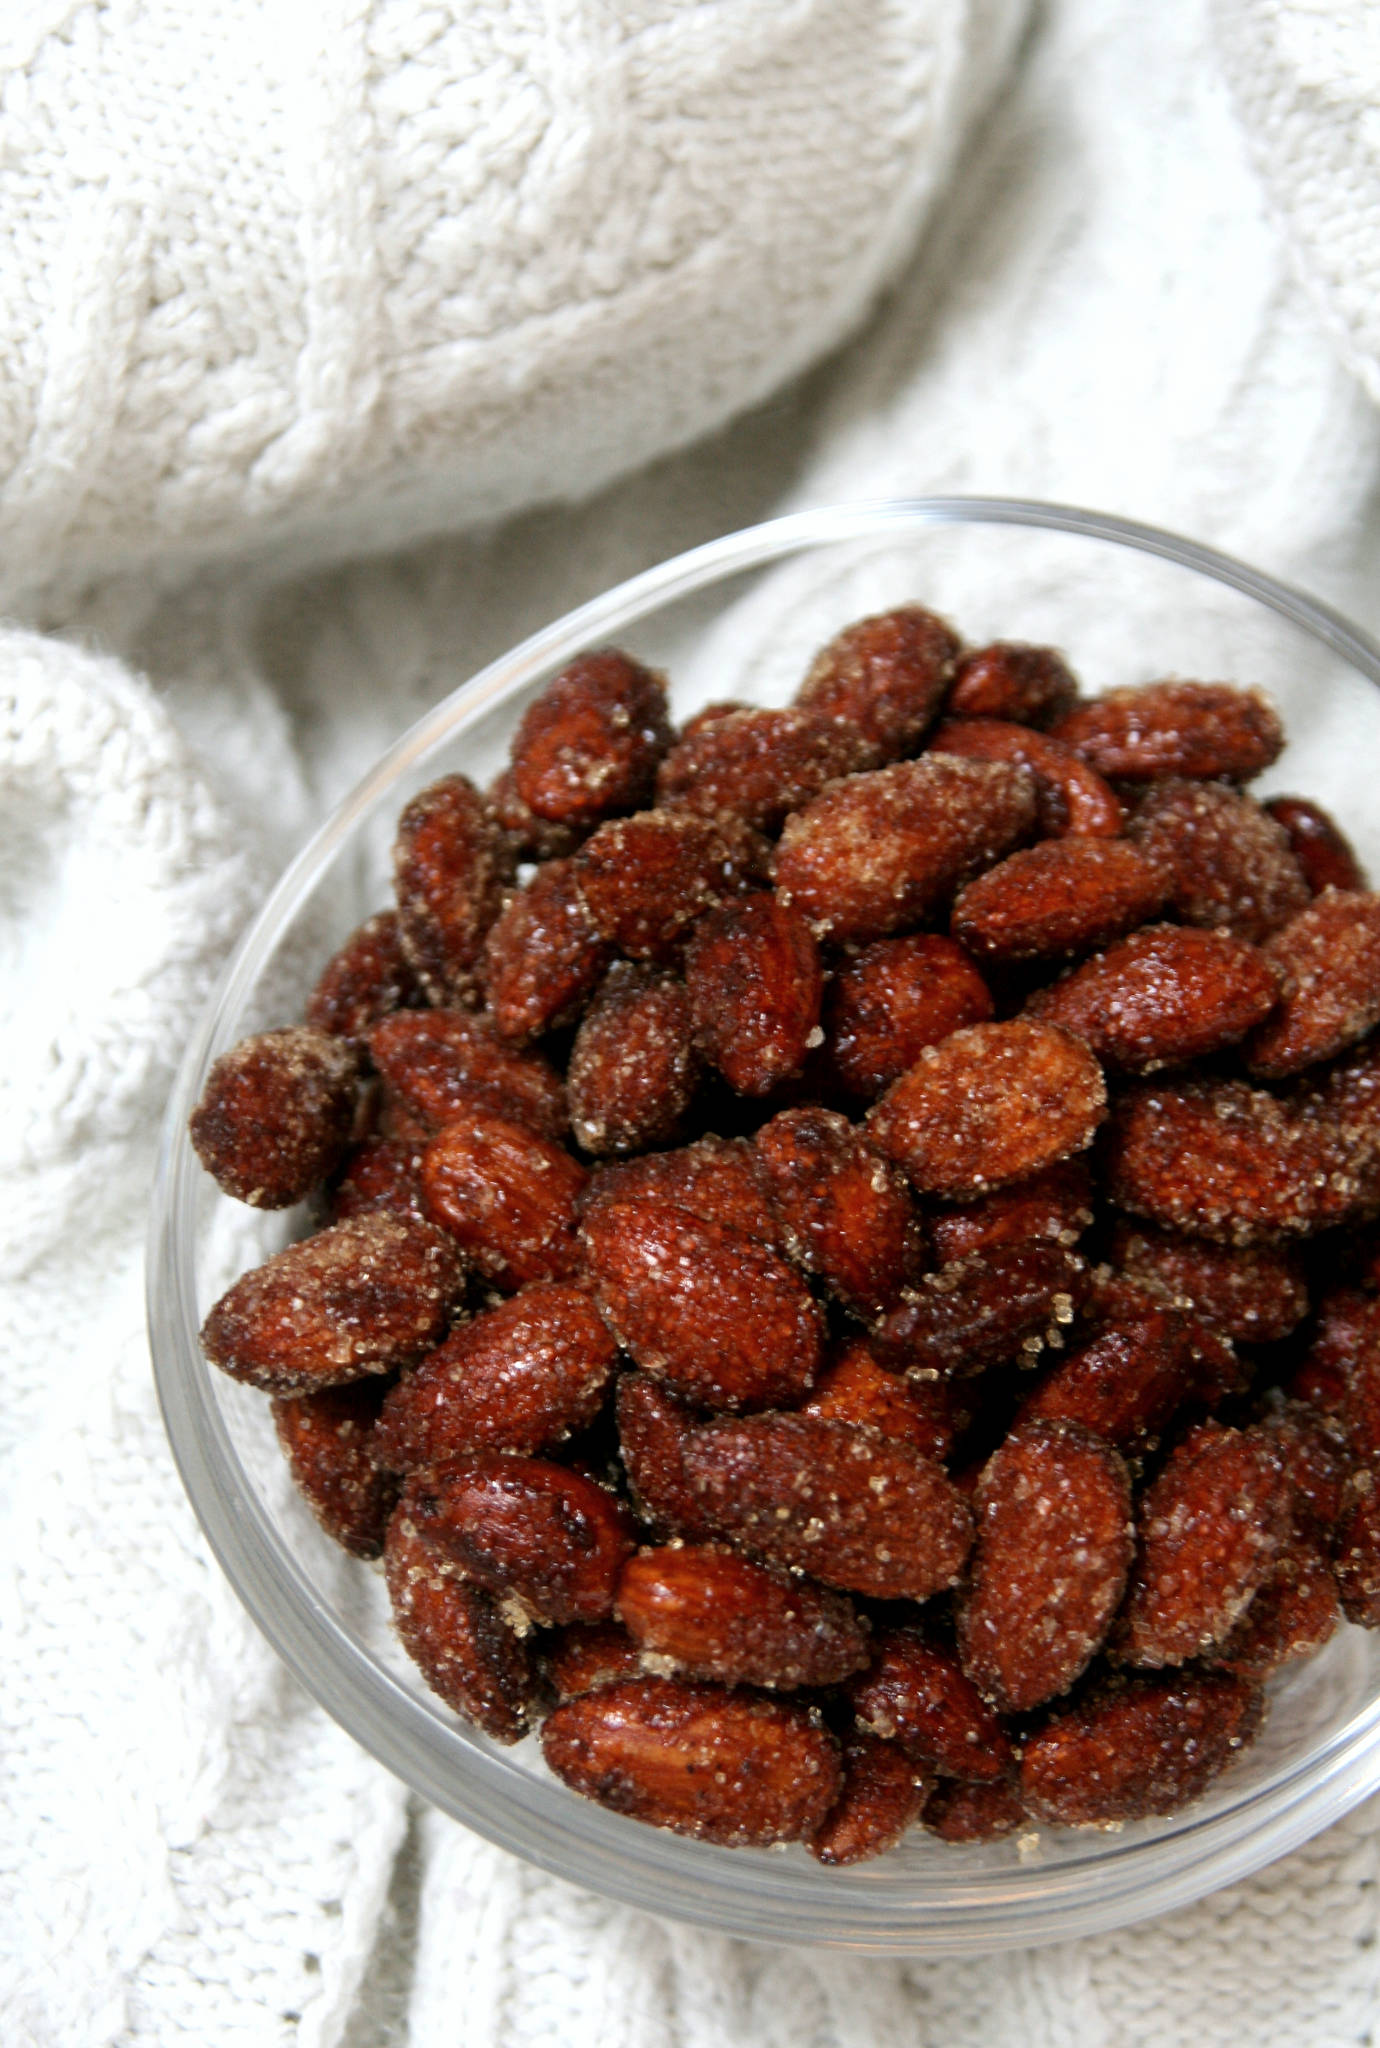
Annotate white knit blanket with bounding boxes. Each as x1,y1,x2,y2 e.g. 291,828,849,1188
7,1,1380,2043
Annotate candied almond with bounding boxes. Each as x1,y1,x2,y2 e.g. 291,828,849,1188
1246,891,1380,1079
201,1213,463,1394
1027,924,1281,1072
773,755,1036,945
544,1620,645,1699
824,933,994,1101
394,773,515,1005
1264,796,1367,897
1051,680,1283,782
485,766,584,862
685,891,822,1097
866,1019,1106,1198
190,1026,361,1209
810,1734,929,1866
368,1009,567,1140
1257,1397,1349,1540
573,810,753,961
374,1283,618,1468
328,1136,429,1226
401,1455,635,1627
306,911,423,1040
870,1241,1090,1381
1127,779,1309,944
1108,1221,1308,1343
802,1336,970,1461
481,857,611,1042
946,642,1080,729
271,1380,399,1558
1118,1422,1291,1666
951,838,1169,963
615,1373,719,1541
1333,1468,1380,1627
755,1106,926,1319
420,1111,586,1289
567,962,698,1154
928,717,1124,837
794,605,960,761
850,1629,1013,1782
541,1677,842,1846
384,1509,536,1741
929,1159,1094,1264
923,1776,1026,1844
580,1134,780,1247
509,649,672,825
616,1545,870,1689
1019,1309,1210,1450
581,1196,823,1412
682,1414,973,1601
655,706,871,830
1020,1670,1265,1826
959,1420,1133,1712
1210,1545,1339,1683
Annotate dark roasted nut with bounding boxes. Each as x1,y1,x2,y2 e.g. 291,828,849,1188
420,1111,587,1288
368,1009,567,1140
384,1508,536,1741
1020,1309,1218,1449
481,857,611,1041
402,1455,635,1627
928,717,1124,837
655,707,871,829
1105,1078,1372,1243
1027,925,1282,1071
616,1545,869,1688
1263,796,1368,897
190,1026,362,1208
958,1420,1133,1712
756,1107,926,1319
581,1134,780,1247
1052,680,1284,782
306,911,423,1039
1108,1221,1309,1343
866,1020,1106,1198
773,755,1037,945
541,1677,842,1845
947,642,1080,729
802,1336,970,1460
685,891,822,1096
394,773,515,1005
929,1159,1094,1264
850,1629,1013,1781
1246,891,1380,1079
683,1414,973,1600
201,1213,463,1394
615,1373,719,1540
795,605,961,761
1020,1670,1265,1825
485,766,584,862
573,810,753,961
810,1734,929,1865
271,1380,399,1557
871,1242,1090,1380
1119,1422,1291,1666
328,1137,430,1225
544,1620,645,1699
1210,1545,1339,1682
923,1776,1027,1844
567,963,698,1154
581,1197,823,1412
1127,779,1309,943
824,933,994,1101
510,649,672,825
1333,1468,1380,1626
374,1283,618,1468
952,839,1169,963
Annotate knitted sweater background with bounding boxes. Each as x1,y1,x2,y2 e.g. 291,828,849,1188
8,1,1380,2045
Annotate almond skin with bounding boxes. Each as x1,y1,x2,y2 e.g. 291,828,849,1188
951,837,1168,963
616,1545,870,1689
420,1111,587,1288
510,648,672,825
189,1026,361,1209
1027,924,1283,1071
541,1677,842,1846
795,605,961,761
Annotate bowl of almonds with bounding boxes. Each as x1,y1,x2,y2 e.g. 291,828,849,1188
149,499,1380,1951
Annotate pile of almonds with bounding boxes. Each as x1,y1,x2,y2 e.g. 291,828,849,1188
190,610,1380,1863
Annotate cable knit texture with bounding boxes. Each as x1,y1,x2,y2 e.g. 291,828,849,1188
9,0,1380,2044
0,0,1024,608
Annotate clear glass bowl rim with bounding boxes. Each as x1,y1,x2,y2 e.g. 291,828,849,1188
147,495,1380,1954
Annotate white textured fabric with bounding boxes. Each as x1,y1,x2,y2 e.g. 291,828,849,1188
10,0,1380,2044
0,0,1023,611
1213,2,1380,412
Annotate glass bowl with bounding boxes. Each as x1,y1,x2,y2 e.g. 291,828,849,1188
149,497,1380,1955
